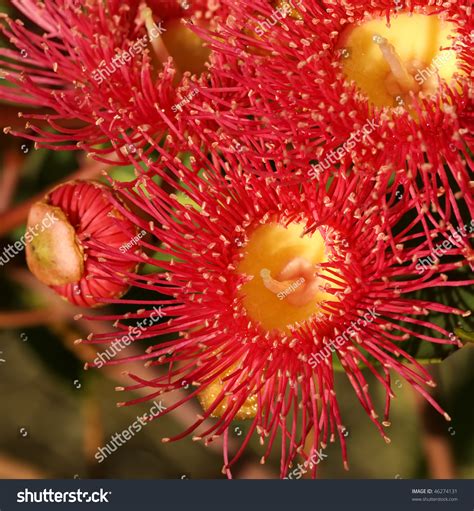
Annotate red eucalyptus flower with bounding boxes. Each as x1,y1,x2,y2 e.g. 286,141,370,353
26,180,140,307
0,0,223,161
74,144,472,478
185,0,473,224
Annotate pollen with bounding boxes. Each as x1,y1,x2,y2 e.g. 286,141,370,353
197,364,258,420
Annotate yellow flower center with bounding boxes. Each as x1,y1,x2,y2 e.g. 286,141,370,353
143,4,210,76
237,222,335,332
197,365,258,420
197,222,343,420
161,19,211,75
340,13,460,107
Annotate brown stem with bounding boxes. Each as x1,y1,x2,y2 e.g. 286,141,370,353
0,155,113,237
414,365,456,479
82,391,105,478
0,146,24,213
0,309,58,328
0,454,48,479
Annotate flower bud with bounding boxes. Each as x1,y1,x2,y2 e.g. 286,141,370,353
26,181,141,307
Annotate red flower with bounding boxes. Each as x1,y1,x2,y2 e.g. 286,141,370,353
26,180,140,307
77,145,472,477
0,0,223,161
186,0,473,223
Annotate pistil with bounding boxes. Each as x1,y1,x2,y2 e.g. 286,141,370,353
260,257,321,307
373,34,420,95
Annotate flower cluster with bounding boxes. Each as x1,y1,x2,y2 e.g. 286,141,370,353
3,0,473,479
188,0,473,220
0,0,225,161
78,142,471,477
